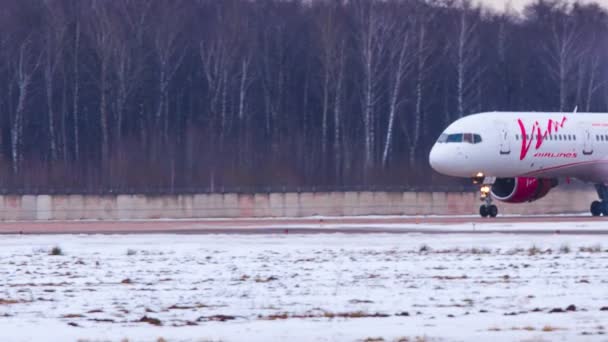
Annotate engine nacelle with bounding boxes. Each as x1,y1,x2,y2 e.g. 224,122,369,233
491,177,557,203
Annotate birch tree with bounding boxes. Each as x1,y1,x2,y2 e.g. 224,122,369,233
87,2,116,162
152,1,188,142
452,1,482,118
111,2,149,143
355,1,391,171
42,1,67,162
10,39,41,173
408,11,435,167
71,1,82,161
382,10,415,168
537,2,582,111
315,1,347,171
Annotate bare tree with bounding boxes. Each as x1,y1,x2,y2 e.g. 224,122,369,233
452,2,482,118
152,1,188,142
355,1,391,171
10,38,41,173
111,1,150,143
86,1,116,163
408,12,435,167
382,11,415,168
540,4,582,111
71,1,82,161
42,1,67,162
315,1,347,174
200,21,233,149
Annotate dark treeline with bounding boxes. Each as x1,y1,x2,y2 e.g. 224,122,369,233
0,0,606,193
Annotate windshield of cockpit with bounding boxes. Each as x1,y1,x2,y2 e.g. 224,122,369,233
437,133,482,144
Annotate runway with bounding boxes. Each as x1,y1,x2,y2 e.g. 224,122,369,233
0,215,607,234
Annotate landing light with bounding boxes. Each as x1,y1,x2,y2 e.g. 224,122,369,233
480,185,491,200
472,172,485,184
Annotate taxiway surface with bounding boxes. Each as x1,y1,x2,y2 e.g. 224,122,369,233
0,215,606,234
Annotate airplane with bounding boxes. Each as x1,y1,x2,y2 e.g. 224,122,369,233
428,111,608,217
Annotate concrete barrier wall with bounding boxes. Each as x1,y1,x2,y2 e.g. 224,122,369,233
0,187,597,221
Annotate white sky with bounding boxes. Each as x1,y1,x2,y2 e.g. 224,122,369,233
476,0,608,12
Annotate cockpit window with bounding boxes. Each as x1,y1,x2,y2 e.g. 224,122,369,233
437,133,482,144
447,133,463,142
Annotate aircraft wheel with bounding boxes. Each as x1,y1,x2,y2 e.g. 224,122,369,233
591,201,602,217
479,205,489,218
488,205,498,218
602,201,608,216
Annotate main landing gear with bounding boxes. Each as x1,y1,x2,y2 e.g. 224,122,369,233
590,184,608,216
476,176,498,218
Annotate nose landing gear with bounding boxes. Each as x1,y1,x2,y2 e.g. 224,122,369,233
478,179,498,218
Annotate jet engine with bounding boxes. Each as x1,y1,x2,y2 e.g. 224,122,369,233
491,177,557,203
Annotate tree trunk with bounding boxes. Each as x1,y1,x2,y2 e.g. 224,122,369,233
100,61,110,163
73,18,81,161
333,44,345,182
45,46,58,161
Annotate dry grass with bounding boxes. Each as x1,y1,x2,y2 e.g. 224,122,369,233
0,299,28,305
541,325,562,332
49,246,63,256
61,314,85,318
254,276,278,283
470,247,492,254
418,244,431,253
260,311,390,320
432,275,468,280
579,244,602,253
198,315,237,322
510,326,535,331
393,337,431,342
138,315,162,326
528,245,541,256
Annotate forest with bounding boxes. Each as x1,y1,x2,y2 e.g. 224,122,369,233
0,0,606,193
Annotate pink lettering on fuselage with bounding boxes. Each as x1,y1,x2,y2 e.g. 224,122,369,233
533,152,577,158
518,116,567,160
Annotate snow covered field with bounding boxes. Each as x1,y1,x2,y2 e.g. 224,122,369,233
1,231,608,341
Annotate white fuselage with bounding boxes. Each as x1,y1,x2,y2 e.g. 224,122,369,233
429,112,608,183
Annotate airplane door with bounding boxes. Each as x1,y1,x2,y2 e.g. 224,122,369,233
580,127,593,155
496,122,510,155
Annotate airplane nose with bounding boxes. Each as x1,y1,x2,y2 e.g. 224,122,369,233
429,144,446,174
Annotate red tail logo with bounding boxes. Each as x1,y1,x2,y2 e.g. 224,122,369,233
518,116,567,160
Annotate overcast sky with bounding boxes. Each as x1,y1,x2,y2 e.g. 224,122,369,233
475,0,608,12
